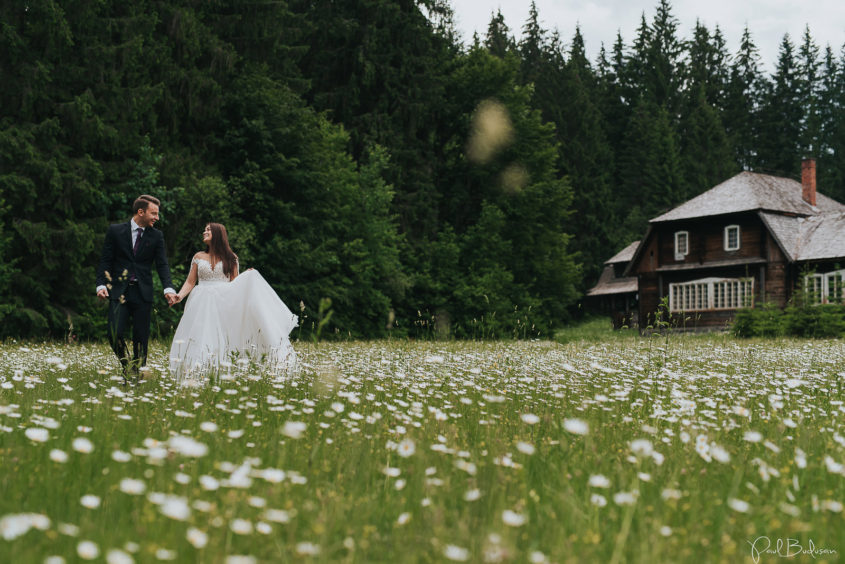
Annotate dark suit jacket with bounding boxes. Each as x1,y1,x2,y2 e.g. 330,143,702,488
96,222,173,303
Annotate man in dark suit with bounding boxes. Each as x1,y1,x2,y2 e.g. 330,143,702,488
96,195,177,382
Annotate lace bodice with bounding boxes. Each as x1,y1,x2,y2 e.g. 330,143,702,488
193,257,233,284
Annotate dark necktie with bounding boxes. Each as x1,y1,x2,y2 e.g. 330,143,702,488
129,228,144,283
133,228,144,255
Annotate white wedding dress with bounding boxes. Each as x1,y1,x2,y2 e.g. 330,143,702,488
169,258,297,379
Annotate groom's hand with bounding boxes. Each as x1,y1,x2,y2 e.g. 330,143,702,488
96,288,109,300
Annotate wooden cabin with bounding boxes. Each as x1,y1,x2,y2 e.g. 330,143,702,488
622,159,845,330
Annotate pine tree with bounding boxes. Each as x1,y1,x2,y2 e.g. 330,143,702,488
485,10,516,58
818,46,845,200
797,26,822,156
624,14,652,106
559,28,617,286
518,2,546,85
645,0,685,116
686,21,729,111
437,45,580,335
596,33,631,174
679,87,737,196
618,99,684,240
680,20,736,195
724,26,765,170
757,34,803,176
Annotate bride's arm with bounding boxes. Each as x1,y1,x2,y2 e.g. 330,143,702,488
230,256,239,281
174,258,199,304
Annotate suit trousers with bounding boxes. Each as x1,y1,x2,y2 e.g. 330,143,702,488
108,283,152,368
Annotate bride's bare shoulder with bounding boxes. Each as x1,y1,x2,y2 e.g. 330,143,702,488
192,251,210,263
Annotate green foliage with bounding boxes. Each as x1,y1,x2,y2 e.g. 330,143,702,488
3,0,845,340
783,304,845,338
732,303,785,338
733,302,845,338
4,339,843,561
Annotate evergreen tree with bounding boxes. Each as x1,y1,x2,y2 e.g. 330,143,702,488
0,1,169,337
558,28,617,286
518,2,546,85
724,26,765,169
624,14,652,106
217,68,405,337
680,21,736,195
596,34,631,175
797,26,822,156
679,87,737,196
485,9,516,58
757,34,803,175
438,45,580,335
818,46,845,201
686,21,729,111
617,98,685,240
645,0,686,115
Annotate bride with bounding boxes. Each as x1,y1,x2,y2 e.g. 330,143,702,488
169,223,297,378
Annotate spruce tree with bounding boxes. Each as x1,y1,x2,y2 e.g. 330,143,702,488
818,46,845,200
797,26,822,157
757,34,803,176
645,0,686,116
724,26,765,170
485,10,516,58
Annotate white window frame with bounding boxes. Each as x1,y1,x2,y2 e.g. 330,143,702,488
805,269,845,305
724,225,741,251
669,277,754,312
674,231,689,261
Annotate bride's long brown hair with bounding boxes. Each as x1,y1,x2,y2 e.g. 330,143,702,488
206,223,238,280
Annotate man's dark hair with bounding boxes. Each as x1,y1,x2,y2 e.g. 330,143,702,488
133,195,160,214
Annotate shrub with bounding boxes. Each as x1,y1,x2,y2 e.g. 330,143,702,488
734,302,845,338
784,304,845,338
732,303,784,338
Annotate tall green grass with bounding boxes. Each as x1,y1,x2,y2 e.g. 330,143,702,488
0,338,842,562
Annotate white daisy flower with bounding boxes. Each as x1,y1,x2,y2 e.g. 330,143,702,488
563,418,589,435
502,509,527,527
186,527,208,548
77,541,99,560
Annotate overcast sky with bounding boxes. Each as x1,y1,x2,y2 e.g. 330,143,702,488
448,0,845,72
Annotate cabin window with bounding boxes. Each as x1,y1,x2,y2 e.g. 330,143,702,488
669,277,754,312
724,225,740,251
674,231,689,260
804,270,845,305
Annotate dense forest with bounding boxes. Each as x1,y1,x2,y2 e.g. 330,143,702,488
1,0,844,340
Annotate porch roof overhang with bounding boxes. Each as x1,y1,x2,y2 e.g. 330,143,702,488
656,257,767,273
586,279,638,296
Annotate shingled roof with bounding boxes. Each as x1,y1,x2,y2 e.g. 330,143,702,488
588,241,640,297
587,266,637,296
651,171,845,223
606,241,639,264
761,211,845,262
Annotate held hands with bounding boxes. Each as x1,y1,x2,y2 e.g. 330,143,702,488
96,288,109,301
166,293,183,307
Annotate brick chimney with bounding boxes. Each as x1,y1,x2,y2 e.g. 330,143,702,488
802,158,817,206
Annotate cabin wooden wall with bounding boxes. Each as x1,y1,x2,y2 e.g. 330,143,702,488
633,212,794,329
656,213,764,266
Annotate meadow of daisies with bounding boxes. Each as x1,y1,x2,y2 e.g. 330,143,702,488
1,336,843,563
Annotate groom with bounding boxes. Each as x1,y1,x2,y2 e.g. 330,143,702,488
96,195,177,381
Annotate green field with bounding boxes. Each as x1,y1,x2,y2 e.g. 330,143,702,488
1,336,842,563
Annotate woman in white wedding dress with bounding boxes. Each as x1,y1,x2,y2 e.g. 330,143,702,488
169,223,297,379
